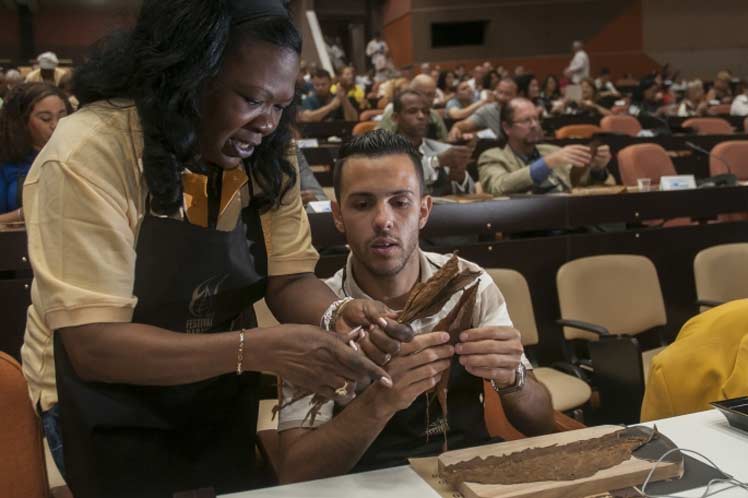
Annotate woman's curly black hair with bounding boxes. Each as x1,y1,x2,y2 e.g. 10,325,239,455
73,0,301,215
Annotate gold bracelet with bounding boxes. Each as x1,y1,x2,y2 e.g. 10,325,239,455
236,329,245,375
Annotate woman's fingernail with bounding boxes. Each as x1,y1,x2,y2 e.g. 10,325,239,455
455,344,462,354
378,317,388,328
460,332,468,342
441,332,450,342
380,376,393,388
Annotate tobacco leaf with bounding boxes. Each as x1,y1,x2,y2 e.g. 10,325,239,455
398,255,460,324
430,280,480,451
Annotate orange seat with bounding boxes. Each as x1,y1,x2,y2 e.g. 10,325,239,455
359,109,383,122
352,121,378,136
554,124,602,139
600,115,641,136
682,117,733,135
707,104,731,115
0,352,49,498
617,143,676,187
710,141,748,180
618,144,691,226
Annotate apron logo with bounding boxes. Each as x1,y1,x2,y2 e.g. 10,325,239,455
186,274,229,333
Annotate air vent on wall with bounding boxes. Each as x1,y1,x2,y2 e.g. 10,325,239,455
431,20,488,48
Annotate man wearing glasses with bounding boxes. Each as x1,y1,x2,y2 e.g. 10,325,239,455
478,98,614,195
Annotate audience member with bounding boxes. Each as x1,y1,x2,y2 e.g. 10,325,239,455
478,98,613,195
378,74,449,141
448,78,517,141
454,64,467,80
0,83,72,223
629,77,666,118
515,74,540,102
326,36,347,72
435,70,457,106
563,41,590,84
730,82,748,116
299,68,358,122
552,77,611,117
25,52,67,86
705,70,733,104
480,70,501,100
446,81,487,121
296,145,328,207
331,66,367,110
594,68,620,97
538,74,561,112
276,130,554,482
419,62,432,75
57,70,79,110
514,65,526,77
467,65,487,93
393,90,475,195
677,80,708,117
4,69,23,92
366,32,390,80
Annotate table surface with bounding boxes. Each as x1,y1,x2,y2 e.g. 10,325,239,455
222,410,748,498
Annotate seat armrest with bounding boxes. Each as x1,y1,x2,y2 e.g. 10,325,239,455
697,299,724,309
557,319,610,337
550,361,590,382
553,411,586,432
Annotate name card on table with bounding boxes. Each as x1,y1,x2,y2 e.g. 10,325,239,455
297,138,320,149
660,175,696,191
307,200,332,213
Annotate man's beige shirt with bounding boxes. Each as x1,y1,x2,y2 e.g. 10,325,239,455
22,100,318,410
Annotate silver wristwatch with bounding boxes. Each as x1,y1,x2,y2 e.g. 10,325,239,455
490,363,527,395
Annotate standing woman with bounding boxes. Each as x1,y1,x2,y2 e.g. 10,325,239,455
21,1,407,497
0,83,71,223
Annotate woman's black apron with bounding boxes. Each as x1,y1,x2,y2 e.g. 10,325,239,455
349,359,494,473
54,193,268,498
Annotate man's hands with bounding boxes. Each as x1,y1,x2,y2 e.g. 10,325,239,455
370,332,454,415
455,326,524,388
438,143,475,184
545,144,611,170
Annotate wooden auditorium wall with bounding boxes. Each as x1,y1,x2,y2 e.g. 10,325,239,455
383,0,661,79
643,0,748,78
0,8,20,61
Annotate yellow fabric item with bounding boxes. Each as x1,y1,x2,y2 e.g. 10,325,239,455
640,299,748,421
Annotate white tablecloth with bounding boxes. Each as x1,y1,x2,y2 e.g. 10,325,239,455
224,409,748,497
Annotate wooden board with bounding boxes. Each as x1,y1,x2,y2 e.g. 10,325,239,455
437,425,683,498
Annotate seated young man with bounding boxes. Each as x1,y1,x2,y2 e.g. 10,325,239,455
276,130,555,483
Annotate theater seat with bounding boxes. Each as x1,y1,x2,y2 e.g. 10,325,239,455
556,254,669,423
682,117,733,135
710,141,748,179
486,268,591,413
707,104,731,115
352,121,378,136
554,124,602,139
0,352,49,498
694,243,748,311
617,143,676,187
359,109,383,122
600,115,641,136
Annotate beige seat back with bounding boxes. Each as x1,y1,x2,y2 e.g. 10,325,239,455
486,268,539,347
694,243,748,305
557,255,667,341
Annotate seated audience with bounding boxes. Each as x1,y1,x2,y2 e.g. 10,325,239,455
0,83,72,223
628,77,667,118
552,78,611,117
446,81,488,121
4,69,23,93
480,70,501,100
377,77,410,107
331,66,367,111
299,68,358,122
277,130,554,482
677,80,708,117
538,74,561,113
454,64,467,80
25,52,68,86
515,74,542,108
594,68,620,97
478,98,614,195
434,70,457,107
730,82,748,116
705,70,733,104
448,78,518,141
296,146,328,207
467,65,487,93
378,74,449,141
393,90,475,195
641,299,748,422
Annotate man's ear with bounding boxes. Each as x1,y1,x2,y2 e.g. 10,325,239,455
418,195,433,230
331,200,345,234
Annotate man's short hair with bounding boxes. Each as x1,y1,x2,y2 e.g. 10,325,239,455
333,129,425,199
497,77,517,90
312,68,331,80
500,97,530,129
392,89,423,114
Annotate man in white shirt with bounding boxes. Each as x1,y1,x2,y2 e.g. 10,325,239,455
564,41,590,84
276,130,555,483
366,32,389,74
730,85,748,116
